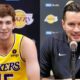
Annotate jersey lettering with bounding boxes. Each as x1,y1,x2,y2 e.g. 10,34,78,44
0,74,13,80
0,62,20,71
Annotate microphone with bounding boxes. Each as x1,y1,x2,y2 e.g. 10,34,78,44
70,41,78,52
70,41,78,80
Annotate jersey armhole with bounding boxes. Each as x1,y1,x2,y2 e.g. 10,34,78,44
19,36,25,62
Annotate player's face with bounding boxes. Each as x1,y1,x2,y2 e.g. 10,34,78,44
62,11,80,42
0,16,15,40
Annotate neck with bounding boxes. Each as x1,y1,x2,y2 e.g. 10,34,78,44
0,34,14,50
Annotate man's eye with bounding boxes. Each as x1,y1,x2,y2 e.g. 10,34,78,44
6,21,11,24
68,23,75,27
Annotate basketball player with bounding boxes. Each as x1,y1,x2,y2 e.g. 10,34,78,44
0,4,40,80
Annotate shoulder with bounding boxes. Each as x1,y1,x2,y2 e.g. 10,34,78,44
20,35,37,61
15,33,36,51
46,31,67,42
14,33,35,45
51,31,66,41
41,32,67,49
22,35,35,46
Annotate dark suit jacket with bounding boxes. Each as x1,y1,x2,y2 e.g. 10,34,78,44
40,32,80,79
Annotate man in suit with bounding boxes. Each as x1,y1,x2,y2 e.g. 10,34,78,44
40,1,80,80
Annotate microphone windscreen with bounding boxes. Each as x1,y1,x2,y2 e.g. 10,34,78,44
70,41,78,52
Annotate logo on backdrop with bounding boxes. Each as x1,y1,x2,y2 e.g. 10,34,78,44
45,31,59,35
44,14,58,24
15,9,34,28
45,3,60,8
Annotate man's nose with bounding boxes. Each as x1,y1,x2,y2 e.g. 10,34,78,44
2,24,7,29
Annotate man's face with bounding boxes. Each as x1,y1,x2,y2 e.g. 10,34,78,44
0,16,15,40
62,11,80,42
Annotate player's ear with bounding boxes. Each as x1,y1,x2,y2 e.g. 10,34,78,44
62,19,66,31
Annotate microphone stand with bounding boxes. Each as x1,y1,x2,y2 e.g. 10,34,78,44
71,51,76,80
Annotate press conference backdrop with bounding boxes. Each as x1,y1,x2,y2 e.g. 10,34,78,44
40,0,79,45
0,0,40,54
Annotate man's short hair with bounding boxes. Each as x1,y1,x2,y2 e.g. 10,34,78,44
62,1,80,20
0,4,15,21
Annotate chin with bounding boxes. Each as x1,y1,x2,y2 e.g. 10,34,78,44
72,39,80,42
0,37,8,40
0,36,10,40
